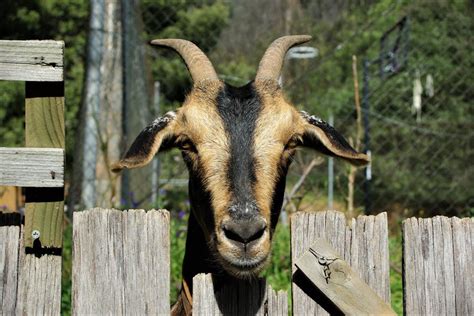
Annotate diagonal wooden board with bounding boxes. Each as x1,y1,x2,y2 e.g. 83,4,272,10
294,238,396,316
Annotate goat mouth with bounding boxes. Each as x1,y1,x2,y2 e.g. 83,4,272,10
218,255,269,278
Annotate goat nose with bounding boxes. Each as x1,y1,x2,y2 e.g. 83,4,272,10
222,218,267,245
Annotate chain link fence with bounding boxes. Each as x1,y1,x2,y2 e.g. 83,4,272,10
68,0,473,219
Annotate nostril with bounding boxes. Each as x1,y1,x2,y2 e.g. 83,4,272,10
247,226,266,242
223,226,247,244
222,220,267,245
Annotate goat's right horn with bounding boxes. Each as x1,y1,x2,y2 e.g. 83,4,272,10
150,39,219,84
255,35,312,82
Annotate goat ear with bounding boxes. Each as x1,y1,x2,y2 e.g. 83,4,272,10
299,111,370,166
111,111,177,172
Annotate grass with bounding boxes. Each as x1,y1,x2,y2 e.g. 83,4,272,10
60,213,404,314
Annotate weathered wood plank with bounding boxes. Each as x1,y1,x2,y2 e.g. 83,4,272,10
24,81,65,249
16,245,62,315
0,223,62,315
291,211,390,315
0,147,64,187
193,273,287,315
295,238,395,315
72,208,170,315
267,286,288,316
0,40,63,81
403,216,473,316
0,224,21,313
452,217,473,316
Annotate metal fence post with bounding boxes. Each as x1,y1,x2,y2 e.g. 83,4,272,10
362,58,372,214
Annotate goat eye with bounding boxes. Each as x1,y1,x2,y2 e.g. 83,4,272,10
284,136,301,151
177,139,197,153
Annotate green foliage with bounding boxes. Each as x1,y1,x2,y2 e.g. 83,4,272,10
284,0,474,216
170,213,188,302
389,234,403,315
263,224,291,291
62,221,73,316
263,223,293,311
0,82,24,146
0,0,88,169
143,0,230,105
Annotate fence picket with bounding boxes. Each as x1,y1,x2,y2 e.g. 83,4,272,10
72,208,170,315
403,216,473,315
291,211,390,315
0,224,21,313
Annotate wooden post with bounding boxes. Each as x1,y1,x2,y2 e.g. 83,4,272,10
291,211,390,315
193,273,288,315
72,208,170,315
24,81,65,249
403,216,473,315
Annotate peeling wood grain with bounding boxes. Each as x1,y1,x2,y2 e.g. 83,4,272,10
403,216,473,315
72,208,170,315
0,223,61,315
0,224,21,313
16,250,62,315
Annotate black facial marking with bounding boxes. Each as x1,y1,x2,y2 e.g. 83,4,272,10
216,82,262,218
270,169,288,234
188,173,214,235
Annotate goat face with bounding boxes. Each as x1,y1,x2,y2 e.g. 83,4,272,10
112,36,369,278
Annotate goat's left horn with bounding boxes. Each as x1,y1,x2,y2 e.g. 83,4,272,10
150,39,219,84
255,35,312,82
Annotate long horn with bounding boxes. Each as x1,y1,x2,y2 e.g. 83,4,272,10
150,39,219,84
255,35,312,82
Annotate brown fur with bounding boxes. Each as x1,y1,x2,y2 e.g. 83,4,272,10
252,82,306,224
114,62,369,316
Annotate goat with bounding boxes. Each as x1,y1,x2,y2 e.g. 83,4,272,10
112,35,369,315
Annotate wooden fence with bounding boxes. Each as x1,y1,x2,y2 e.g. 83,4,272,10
5,208,470,315
0,40,65,314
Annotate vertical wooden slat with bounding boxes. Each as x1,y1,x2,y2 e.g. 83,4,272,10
24,81,65,249
291,211,390,315
193,273,287,315
72,208,170,315
267,286,288,316
0,224,21,313
452,217,473,316
16,249,62,315
403,216,473,315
